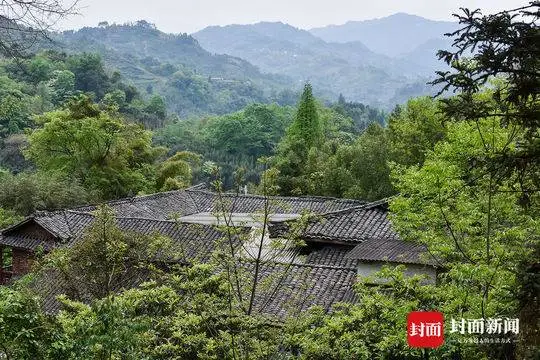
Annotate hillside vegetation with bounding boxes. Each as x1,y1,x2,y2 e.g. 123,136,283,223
51,21,297,116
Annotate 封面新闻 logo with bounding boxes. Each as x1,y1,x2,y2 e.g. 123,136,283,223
407,311,445,348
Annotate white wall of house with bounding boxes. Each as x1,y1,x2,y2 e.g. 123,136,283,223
357,261,437,284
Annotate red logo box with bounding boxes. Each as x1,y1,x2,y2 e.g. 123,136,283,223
407,311,445,348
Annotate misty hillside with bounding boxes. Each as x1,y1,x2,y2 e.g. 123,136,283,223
193,21,435,109
44,15,456,113
310,12,457,58
51,21,296,116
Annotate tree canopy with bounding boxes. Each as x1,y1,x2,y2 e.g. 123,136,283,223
26,95,165,199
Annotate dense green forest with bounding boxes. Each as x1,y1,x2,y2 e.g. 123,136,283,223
0,48,386,218
0,1,538,359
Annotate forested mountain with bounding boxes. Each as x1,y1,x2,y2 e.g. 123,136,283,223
193,21,435,109
26,18,451,112
310,12,457,58
49,21,297,116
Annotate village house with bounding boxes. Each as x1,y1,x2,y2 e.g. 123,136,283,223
0,184,437,317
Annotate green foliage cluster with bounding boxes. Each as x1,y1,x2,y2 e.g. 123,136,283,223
26,96,164,199
1,51,169,130
154,103,300,188
0,171,90,216
286,267,479,359
270,94,445,200
333,94,386,133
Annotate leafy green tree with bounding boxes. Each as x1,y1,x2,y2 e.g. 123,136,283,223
67,54,111,100
297,96,446,201
285,267,474,359
273,83,324,195
332,95,386,133
328,123,394,201
31,81,54,114
0,207,23,229
102,89,127,111
0,287,51,359
433,3,539,173
156,151,201,191
203,103,293,158
288,83,323,150
0,134,30,172
153,118,207,155
391,115,539,359
40,206,173,300
145,94,167,120
45,263,281,360
0,77,30,138
0,171,90,216
49,70,76,106
431,5,540,356
26,95,165,199
387,96,446,166
27,55,54,84
51,295,152,360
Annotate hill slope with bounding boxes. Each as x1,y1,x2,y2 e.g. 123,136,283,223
50,22,296,116
193,21,434,109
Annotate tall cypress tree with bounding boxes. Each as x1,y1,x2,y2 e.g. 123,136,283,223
289,83,322,150
273,83,323,195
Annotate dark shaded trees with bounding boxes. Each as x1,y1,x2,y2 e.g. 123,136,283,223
0,171,90,216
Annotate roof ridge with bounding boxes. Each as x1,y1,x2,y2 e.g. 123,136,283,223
184,188,204,214
84,213,252,230
185,188,366,204
185,183,208,191
68,183,206,212
69,189,188,211
268,199,389,227
317,198,391,218
65,210,197,225
65,210,95,216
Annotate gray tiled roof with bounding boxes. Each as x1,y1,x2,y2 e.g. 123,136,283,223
34,261,358,319
185,189,366,215
73,190,200,219
345,237,436,266
303,201,394,243
248,261,357,319
0,234,55,251
65,186,366,221
32,267,152,314
0,187,434,318
12,211,235,262
303,245,358,268
14,209,360,318
270,200,395,244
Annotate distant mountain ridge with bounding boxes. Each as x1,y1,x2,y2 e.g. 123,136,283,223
310,12,457,58
193,20,438,109
42,13,455,113
58,22,275,82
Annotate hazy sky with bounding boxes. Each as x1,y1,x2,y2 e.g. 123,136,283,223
58,0,527,34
